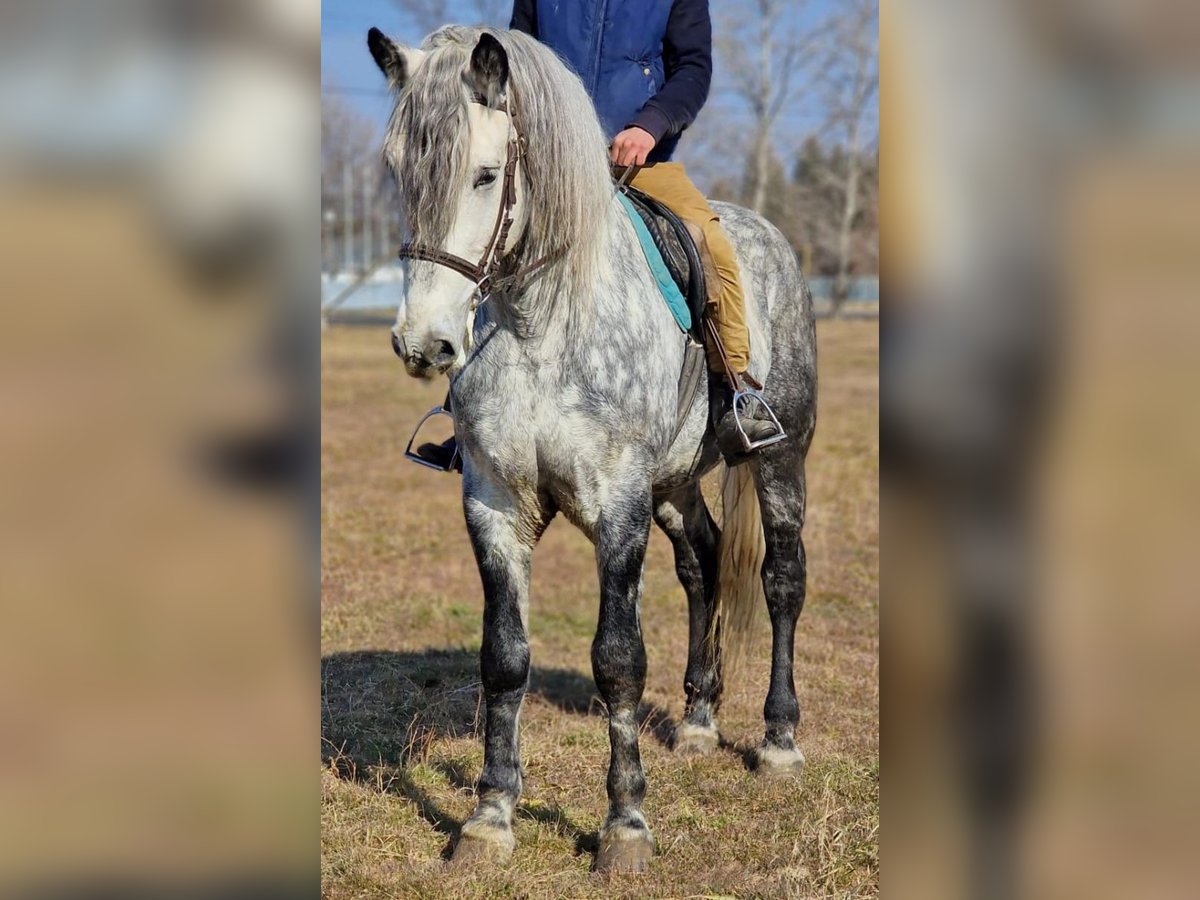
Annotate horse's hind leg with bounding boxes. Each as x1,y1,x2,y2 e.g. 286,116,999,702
451,477,548,866
592,486,656,873
653,485,723,755
752,448,809,776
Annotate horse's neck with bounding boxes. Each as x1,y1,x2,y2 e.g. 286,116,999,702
520,200,648,362
462,196,673,407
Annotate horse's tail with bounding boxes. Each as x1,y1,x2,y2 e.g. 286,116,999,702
709,462,766,675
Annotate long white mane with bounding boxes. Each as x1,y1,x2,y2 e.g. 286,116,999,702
383,26,614,318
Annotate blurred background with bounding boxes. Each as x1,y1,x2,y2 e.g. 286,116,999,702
319,0,879,323
0,0,318,893
883,0,1200,898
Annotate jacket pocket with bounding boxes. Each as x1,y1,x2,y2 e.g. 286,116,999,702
639,57,663,97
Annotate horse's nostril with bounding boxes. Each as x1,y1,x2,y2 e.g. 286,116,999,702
428,339,455,363
391,332,405,359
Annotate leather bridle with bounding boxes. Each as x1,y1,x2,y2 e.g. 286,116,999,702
396,95,565,303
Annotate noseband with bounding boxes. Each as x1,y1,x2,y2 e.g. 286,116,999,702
396,96,565,301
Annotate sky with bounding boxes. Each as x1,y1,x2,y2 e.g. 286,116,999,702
321,0,417,128
321,0,871,156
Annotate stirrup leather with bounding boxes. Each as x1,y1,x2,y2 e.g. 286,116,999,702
732,385,787,452
404,405,460,472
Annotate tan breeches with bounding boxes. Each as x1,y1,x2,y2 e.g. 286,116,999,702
626,162,751,373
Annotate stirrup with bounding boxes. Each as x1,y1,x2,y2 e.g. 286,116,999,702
404,405,460,472
732,386,788,452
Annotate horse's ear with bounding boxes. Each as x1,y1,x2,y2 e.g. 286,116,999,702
467,33,509,108
368,27,424,92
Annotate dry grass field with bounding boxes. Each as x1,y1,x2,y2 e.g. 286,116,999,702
321,318,878,898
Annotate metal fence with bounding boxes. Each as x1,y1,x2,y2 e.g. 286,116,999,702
322,160,400,278
321,264,878,326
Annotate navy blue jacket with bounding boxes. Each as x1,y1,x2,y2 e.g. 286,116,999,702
510,0,712,163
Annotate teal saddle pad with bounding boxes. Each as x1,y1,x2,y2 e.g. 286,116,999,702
616,192,691,333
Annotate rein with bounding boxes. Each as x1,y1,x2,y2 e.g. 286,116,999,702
396,96,566,303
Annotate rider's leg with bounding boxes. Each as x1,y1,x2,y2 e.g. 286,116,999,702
627,165,747,366
627,163,782,452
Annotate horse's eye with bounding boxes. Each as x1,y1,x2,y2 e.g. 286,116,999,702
473,168,498,189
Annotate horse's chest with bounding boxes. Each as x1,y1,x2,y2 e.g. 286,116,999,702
458,386,617,518
464,404,607,479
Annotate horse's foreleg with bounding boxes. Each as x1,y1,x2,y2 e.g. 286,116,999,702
753,452,809,776
653,485,723,755
592,489,655,873
452,483,545,866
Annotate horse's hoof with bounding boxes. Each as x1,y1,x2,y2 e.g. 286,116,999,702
594,825,655,874
753,742,806,777
449,823,514,867
673,721,720,755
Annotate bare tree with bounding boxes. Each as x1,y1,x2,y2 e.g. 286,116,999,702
675,101,750,197
791,138,878,291
322,99,376,176
714,0,814,214
812,0,878,309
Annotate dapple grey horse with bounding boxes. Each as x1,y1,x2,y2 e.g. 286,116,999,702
369,25,816,873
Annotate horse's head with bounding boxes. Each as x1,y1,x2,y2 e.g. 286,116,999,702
370,28,528,379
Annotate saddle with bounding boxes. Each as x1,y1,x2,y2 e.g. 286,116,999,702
614,183,715,457
619,180,786,457
619,185,713,345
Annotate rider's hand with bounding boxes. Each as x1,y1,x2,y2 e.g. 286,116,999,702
609,126,656,166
